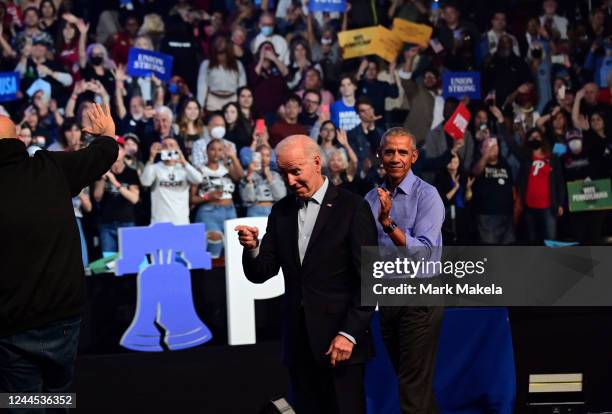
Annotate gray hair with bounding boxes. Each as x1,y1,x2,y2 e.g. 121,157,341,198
379,127,417,150
156,105,174,121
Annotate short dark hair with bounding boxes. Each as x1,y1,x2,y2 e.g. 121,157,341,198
23,6,40,18
355,96,374,112
285,93,302,106
303,89,322,103
206,138,223,150
206,111,224,124
379,127,417,150
339,74,357,87
424,67,439,79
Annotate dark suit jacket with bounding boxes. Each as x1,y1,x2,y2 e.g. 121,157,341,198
243,183,378,366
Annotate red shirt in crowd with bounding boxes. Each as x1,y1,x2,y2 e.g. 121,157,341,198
268,120,308,148
525,155,551,209
57,44,80,80
110,31,134,66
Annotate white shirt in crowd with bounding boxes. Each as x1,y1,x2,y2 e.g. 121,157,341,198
140,161,203,225
539,14,568,39
486,30,520,56
198,164,235,201
196,60,247,107
191,130,237,170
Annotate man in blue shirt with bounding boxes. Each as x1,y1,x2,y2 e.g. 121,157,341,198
365,127,445,414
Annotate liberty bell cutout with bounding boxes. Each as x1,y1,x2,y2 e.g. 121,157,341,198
116,223,213,351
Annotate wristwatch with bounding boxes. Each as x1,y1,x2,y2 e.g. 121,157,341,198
382,220,398,234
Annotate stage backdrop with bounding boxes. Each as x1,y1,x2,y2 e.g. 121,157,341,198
81,220,517,412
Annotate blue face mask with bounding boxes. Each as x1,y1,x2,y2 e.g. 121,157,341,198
261,26,274,37
169,83,178,95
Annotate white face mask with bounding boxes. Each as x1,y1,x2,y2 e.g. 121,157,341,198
210,126,226,139
321,37,333,45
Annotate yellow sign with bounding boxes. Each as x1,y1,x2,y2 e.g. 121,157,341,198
375,26,404,63
338,26,379,60
338,26,403,63
391,18,433,48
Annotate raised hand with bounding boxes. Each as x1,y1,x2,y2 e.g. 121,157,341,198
336,129,349,147
467,176,475,189
75,18,89,34
82,103,115,137
114,64,128,83
149,142,162,162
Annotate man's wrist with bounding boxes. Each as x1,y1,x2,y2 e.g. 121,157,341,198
379,215,391,227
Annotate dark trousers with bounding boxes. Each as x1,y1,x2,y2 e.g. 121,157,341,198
288,310,366,414
0,316,81,414
524,207,557,242
379,306,444,414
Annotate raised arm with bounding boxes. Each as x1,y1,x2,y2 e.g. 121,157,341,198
46,104,118,196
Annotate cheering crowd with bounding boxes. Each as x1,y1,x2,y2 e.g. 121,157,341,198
0,0,611,263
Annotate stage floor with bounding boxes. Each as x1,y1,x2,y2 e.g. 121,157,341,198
74,341,288,413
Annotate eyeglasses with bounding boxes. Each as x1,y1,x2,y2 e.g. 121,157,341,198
304,99,320,105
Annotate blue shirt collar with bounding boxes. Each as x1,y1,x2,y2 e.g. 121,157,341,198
382,169,416,196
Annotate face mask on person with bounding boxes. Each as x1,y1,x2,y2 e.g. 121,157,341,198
210,126,226,139
90,56,103,66
527,139,542,150
568,139,582,154
261,25,274,37
321,37,333,45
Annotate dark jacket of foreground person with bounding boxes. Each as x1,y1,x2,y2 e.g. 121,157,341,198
243,184,378,366
0,137,118,337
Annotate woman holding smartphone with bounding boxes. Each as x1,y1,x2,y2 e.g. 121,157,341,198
191,139,244,258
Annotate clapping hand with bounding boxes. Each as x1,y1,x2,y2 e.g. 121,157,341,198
452,174,461,189
377,187,392,224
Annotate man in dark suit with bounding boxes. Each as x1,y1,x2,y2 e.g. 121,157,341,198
235,135,378,414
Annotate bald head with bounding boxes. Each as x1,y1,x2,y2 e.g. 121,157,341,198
275,135,324,198
0,116,17,140
275,134,321,159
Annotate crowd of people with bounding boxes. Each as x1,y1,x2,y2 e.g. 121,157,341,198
1,0,610,263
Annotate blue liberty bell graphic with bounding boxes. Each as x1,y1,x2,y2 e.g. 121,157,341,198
116,223,213,351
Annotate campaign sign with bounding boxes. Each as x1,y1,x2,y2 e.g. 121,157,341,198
309,0,346,13
443,103,471,140
0,72,20,102
127,48,174,82
442,71,481,100
338,26,403,63
567,178,612,212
